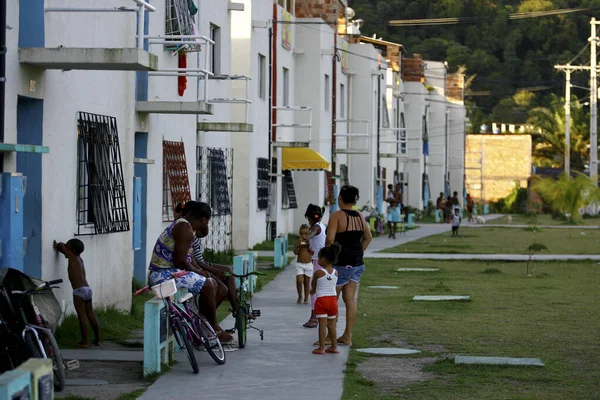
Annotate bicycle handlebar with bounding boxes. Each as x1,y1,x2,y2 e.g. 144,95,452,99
224,271,266,279
11,278,63,296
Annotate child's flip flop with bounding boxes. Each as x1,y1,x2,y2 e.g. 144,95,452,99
325,348,339,354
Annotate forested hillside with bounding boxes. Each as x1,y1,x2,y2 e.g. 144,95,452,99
350,0,600,133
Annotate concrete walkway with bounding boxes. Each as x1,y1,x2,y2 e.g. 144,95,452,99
139,265,349,400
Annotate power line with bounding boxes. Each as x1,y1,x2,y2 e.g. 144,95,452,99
389,7,593,27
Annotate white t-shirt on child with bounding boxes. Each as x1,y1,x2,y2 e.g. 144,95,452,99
451,214,461,227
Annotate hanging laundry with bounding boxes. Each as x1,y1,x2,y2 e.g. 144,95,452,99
187,0,198,15
178,51,187,96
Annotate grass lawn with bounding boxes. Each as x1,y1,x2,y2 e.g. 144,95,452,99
251,234,300,251
56,268,284,349
382,226,600,254
344,259,600,399
488,214,600,226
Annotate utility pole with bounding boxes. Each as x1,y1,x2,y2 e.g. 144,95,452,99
555,64,572,176
590,17,598,185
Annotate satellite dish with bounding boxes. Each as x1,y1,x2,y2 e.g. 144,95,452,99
345,7,355,19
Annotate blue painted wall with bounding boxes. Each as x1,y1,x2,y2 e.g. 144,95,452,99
17,97,43,278
133,133,149,284
19,0,45,48
135,2,150,101
0,174,25,272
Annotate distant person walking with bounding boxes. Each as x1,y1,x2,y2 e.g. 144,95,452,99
466,193,475,222
324,185,372,346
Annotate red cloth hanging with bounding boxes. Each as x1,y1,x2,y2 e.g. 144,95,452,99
178,51,187,96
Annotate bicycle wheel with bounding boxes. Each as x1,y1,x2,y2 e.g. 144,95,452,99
236,306,247,349
41,332,66,392
173,319,199,374
196,316,226,365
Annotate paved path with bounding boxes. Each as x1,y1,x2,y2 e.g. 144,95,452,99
139,265,349,400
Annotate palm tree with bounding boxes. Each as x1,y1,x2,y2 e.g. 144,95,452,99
526,94,589,171
532,172,600,222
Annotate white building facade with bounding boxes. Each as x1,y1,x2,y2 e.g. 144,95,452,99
0,0,466,312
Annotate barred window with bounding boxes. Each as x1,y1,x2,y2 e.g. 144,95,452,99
257,158,269,210
76,112,130,235
163,141,192,221
197,147,232,216
326,171,335,204
340,164,349,186
399,111,407,154
282,170,298,209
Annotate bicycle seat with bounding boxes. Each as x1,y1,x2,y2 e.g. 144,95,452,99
178,293,194,304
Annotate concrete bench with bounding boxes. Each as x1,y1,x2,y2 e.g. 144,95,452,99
0,370,31,400
143,298,175,377
274,235,288,269
15,358,53,400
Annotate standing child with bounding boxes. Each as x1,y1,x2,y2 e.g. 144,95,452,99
311,243,341,355
451,208,462,237
294,224,313,304
302,204,327,328
53,239,100,348
387,200,401,239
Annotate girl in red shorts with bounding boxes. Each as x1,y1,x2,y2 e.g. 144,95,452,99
310,243,341,355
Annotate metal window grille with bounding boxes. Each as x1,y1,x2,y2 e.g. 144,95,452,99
165,0,201,52
197,147,232,216
197,146,233,252
326,171,335,204
76,112,130,235
257,158,269,210
400,112,407,154
282,170,298,209
340,164,349,186
163,141,192,221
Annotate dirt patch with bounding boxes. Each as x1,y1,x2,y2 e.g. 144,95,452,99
55,361,149,400
357,356,438,392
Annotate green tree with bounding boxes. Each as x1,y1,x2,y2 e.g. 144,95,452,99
533,173,600,222
526,94,589,170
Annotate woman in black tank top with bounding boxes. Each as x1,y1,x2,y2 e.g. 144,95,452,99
325,185,372,346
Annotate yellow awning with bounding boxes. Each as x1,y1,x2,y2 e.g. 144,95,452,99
282,148,331,171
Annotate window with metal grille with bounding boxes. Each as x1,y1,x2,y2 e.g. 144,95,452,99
326,171,335,204
400,112,407,154
163,141,192,221
340,164,349,186
257,158,269,210
197,147,232,216
165,0,200,52
422,114,429,156
282,170,298,209
76,112,130,235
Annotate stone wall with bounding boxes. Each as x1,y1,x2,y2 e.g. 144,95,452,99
465,134,532,202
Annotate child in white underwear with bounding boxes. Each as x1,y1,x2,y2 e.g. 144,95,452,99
294,224,313,304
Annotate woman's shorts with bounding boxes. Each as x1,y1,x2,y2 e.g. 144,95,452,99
333,265,365,286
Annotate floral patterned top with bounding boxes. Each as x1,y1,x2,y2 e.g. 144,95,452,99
149,218,194,270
